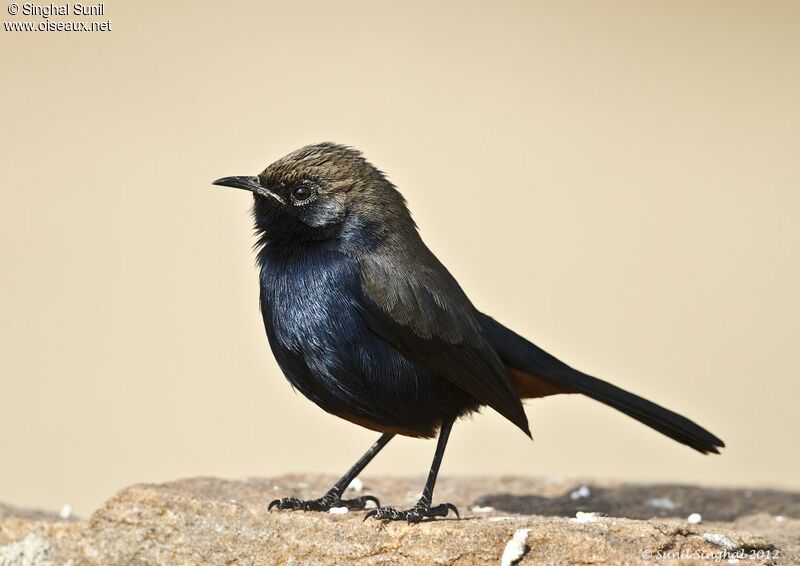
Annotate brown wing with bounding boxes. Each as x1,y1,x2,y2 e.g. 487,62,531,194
357,251,531,437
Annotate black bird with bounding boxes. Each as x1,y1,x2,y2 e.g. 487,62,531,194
213,143,724,523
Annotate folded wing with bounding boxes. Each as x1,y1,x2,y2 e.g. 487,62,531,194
356,253,531,437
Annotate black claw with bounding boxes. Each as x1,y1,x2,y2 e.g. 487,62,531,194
446,503,460,519
268,497,304,511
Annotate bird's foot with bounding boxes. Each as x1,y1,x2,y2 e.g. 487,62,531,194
268,488,379,512
364,500,459,523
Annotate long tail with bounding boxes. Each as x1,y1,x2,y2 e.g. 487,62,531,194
478,312,725,454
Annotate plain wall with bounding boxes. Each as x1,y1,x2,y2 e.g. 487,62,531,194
1,0,798,516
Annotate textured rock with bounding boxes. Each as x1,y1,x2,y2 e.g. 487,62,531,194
1,475,797,565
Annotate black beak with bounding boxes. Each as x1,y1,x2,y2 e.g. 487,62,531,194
212,176,263,192
212,175,286,204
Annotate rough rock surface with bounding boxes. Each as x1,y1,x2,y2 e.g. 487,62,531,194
1,475,797,565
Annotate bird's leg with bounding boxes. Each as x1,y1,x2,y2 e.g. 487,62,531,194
365,418,459,523
268,432,393,512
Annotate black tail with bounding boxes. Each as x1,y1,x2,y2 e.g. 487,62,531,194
478,313,725,454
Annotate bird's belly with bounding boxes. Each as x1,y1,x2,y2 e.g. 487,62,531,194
259,253,479,436
264,298,477,436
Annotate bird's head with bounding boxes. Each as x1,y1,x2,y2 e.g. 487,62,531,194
213,142,414,247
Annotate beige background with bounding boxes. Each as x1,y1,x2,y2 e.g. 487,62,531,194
1,1,798,517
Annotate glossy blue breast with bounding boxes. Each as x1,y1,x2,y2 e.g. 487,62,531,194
257,245,475,435
259,247,366,407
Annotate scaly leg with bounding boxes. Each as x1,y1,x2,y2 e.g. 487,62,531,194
269,432,394,511
365,419,459,522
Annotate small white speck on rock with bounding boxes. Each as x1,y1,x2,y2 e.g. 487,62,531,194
647,497,677,510
687,513,703,524
570,511,606,523
500,528,531,566
347,477,363,492
329,507,349,515
59,503,73,520
702,533,736,550
571,511,605,523
471,505,495,513
569,485,591,500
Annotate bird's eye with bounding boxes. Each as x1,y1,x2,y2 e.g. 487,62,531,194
290,184,316,205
